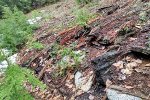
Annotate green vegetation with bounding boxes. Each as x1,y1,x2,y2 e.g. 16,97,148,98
0,64,46,100
72,8,97,26
28,9,53,23
75,0,92,5
0,0,60,17
139,11,148,22
118,27,133,36
0,49,46,100
0,7,46,99
28,41,44,50
0,7,36,52
49,43,85,76
0,50,5,62
75,8,90,26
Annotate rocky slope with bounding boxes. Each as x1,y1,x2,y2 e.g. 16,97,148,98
18,0,150,99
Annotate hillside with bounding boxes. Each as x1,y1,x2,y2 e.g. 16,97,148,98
0,0,150,100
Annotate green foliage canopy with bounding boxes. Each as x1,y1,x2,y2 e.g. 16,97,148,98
0,7,35,52
0,0,60,17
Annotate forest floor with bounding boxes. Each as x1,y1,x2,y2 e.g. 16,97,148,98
18,0,150,99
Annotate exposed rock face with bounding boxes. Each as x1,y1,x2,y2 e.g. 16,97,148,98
129,24,150,56
91,50,122,71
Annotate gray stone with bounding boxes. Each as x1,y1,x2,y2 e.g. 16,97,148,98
75,71,94,92
0,53,18,72
107,89,142,100
27,16,42,25
131,46,150,55
91,50,122,71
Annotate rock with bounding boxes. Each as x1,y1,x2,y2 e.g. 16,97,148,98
8,53,18,64
27,16,42,25
135,67,150,75
98,35,112,45
141,24,150,33
86,26,101,45
75,71,94,92
126,62,138,69
134,59,142,64
89,94,94,100
129,37,137,41
1,49,10,56
106,89,142,100
130,46,150,55
74,26,91,39
106,79,113,88
118,73,126,80
75,71,82,87
121,68,132,75
124,85,134,89
145,63,150,67
125,56,132,61
97,5,119,15
91,50,122,71
92,51,122,89
86,27,117,46
113,61,124,69
0,61,8,70
0,53,18,72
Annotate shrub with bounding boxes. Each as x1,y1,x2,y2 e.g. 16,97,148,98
0,64,46,100
74,8,92,26
0,7,35,52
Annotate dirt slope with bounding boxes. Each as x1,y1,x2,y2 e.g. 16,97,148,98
19,0,150,99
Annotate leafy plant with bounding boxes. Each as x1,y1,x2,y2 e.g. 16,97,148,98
0,64,46,100
28,41,44,50
74,8,96,26
118,27,133,36
139,11,148,22
0,50,5,62
0,7,36,52
74,8,90,26
49,43,85,76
